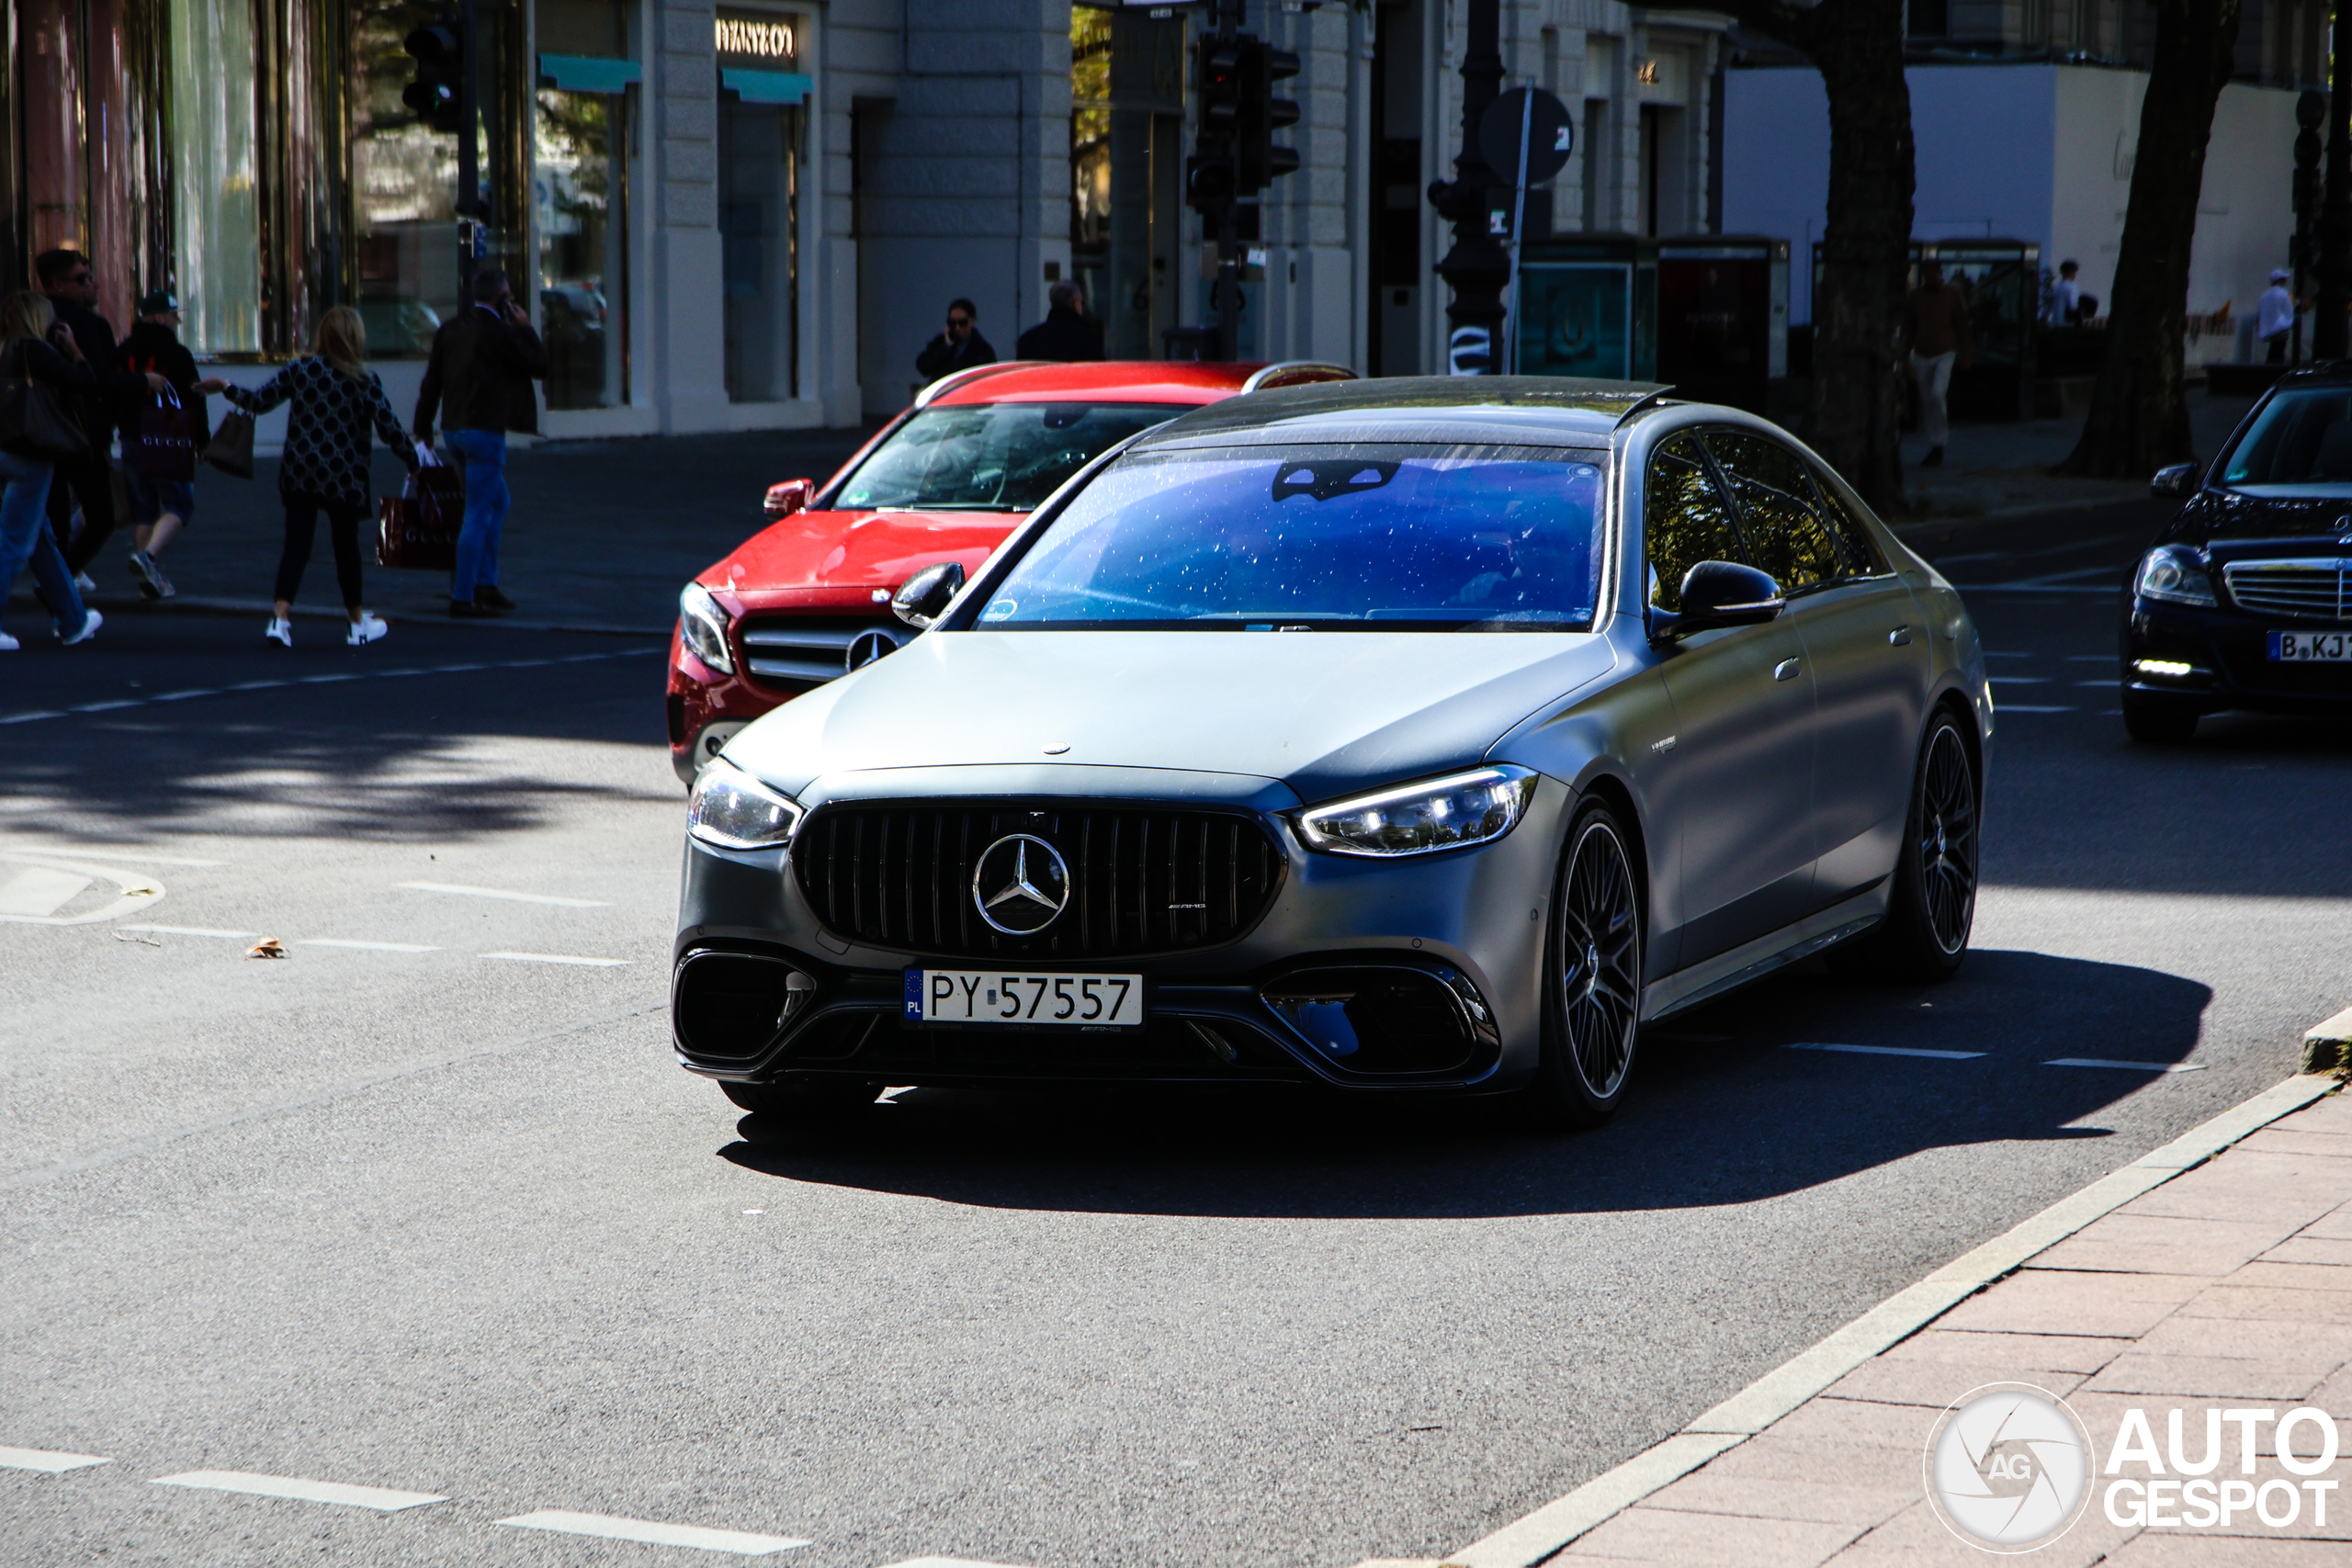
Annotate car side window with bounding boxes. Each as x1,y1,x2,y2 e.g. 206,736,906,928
1704,432,1844,594
1644,434,1749,612
1804,465,1890,576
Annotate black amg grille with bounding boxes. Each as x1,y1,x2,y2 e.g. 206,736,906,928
792,802,1284,959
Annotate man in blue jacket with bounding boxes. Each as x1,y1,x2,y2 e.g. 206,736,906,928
414,269,550,617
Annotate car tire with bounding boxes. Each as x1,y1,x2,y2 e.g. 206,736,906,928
721,1078,885,1118
1523,801,1645,1132
1842,708,1978,984
2121,693,2199,744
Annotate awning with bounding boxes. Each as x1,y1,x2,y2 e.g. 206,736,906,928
721,68,813,106
538,54,642,94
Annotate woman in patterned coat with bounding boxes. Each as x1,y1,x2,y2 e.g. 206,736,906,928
209,307,418,647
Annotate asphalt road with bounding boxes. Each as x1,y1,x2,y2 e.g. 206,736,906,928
4,502,2348,1568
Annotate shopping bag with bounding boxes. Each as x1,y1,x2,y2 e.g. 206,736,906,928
203,408,255,479
136,386,198,480
376,457,465,570
0,342,90,461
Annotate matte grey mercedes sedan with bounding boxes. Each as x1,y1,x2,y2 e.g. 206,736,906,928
671,378,1990,1128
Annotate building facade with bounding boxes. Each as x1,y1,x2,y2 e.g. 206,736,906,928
1,0,1728,437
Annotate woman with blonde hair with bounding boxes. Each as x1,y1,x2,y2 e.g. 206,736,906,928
0,288,104,651
210,304,417,646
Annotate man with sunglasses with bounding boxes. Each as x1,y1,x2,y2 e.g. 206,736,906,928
37,249,158,584
915,298,996,386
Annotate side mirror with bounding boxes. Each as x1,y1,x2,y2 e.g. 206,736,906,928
2149,463,2199,500
1649,560,1784,643
891,560,967,629
763,479,815,518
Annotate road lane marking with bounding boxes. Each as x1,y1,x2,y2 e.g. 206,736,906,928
482,952,631,966
120,925,256,940
1786,1043,1985,1061
299,940,439,953
70,699,141,713
151,1471,447,1512
1995,704,2075,713
879,1560,1036,1568
2045,1057,2208,1073
0,847,223,866
495,1509,808,1555
1988,676,2048,684
397,882,608,908
150,689,217,702
0,710,65,724
0,868,92,917
0,857,167,926
0,1445,110,1473
0,650,647,728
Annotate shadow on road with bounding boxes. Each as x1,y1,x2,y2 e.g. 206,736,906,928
719,948,2208,1219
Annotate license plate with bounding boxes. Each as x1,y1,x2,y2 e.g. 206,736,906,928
905,969,1145,1029
2268,630,2352,661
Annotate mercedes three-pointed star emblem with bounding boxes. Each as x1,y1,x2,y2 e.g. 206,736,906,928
845,628,900,672
971,833,1071,935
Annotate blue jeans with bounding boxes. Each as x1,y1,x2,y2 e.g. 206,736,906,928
0,451,86,638
445,428,510,603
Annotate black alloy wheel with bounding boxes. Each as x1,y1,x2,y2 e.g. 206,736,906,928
1528,803,1644,1130
1841,710,1977,983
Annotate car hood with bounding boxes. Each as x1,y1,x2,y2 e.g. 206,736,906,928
722,629,1620,805
2168,490,2352,548
709,508,1023,594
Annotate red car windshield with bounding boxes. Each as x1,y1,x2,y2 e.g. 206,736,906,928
831,401,1183,513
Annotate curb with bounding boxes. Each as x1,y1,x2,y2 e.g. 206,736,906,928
2305,1006,2352,1074
6,589,668,638
1441,1068,2341,1568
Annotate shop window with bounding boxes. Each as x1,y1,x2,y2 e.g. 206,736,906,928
717,8,808,404
535,0,636,409
169,0,265,353
1068,6,1182,360
22,0,89,273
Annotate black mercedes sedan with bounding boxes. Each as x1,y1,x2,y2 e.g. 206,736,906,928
2131,366,2352,742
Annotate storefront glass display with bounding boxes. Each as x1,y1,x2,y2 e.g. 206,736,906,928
169,0,265,353
535,0,634,409
1069,6,1182,360
716,8,806,404
22,0,90,264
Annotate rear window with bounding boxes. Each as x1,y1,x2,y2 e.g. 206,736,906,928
2218,387,2352,496
831,402,1182,513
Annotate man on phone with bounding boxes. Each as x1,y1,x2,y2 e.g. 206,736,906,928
36,249,154,583
916,298,996,386
414,268,549,618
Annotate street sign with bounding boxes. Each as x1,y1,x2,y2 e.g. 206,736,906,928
1478,87,1573,187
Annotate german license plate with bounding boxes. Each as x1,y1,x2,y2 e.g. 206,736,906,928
905,969,1145,1028
2268,629,2352,661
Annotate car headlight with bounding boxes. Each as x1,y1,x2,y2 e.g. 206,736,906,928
679,581,736,674
1295,765,1538,857
687,758,803,850
2133,544,2215,607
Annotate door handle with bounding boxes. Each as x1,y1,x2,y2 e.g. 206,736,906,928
1888,626,1913,647
1773,657,1802,682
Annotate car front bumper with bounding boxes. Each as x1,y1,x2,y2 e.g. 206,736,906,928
669,766,1577,1093
2122,597,2352,715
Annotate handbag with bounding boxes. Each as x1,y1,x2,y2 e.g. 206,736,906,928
0,340,91,461
136,385,198,480
376,454,466,570
204,407,255,479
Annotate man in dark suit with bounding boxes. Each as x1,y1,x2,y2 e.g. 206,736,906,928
37,249,148,581
415,269,549,617
915,299,996,385
1015,281,1104,363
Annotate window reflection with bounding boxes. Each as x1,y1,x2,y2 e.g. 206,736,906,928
168,0,264,353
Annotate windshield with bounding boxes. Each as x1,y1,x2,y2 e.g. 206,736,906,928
831,402,1182,513
971,445,1607,630
2218,387,2352,496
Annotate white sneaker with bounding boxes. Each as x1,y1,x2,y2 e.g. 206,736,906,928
0,629,19,651
265,615,293,648
347,613,389,647
74,571,96,595
59,607,102,647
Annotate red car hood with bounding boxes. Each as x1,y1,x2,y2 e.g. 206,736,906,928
702,508,1021,609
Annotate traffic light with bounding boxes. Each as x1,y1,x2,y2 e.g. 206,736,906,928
1187,33,1243,213
403,17,465,133
1236,40,1300,194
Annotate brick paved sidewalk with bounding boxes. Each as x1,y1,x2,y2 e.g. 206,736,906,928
1551,1088,2352,1566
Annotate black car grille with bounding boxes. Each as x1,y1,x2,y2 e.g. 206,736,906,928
792,802,1284,959
737,615,911,693
2222,560,2351,621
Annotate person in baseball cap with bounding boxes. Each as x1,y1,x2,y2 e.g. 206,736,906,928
118,288,217,599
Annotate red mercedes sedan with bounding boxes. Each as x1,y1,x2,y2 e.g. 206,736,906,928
665,359,1354,781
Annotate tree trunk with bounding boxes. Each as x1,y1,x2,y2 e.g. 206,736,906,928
2058,0,2244,477
1805,12,1916,512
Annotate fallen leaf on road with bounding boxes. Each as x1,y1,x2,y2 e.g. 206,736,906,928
245,938,288,959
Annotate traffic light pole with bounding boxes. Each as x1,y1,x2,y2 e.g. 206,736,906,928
457,0,480,307
1212,0,1241,361
1428,0,1507,373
